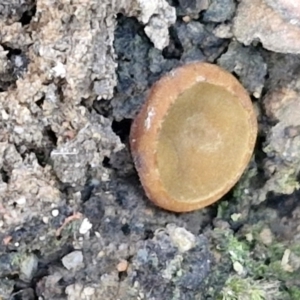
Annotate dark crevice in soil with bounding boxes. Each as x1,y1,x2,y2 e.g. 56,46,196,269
112,119,132,143
201,35,230,62
56,83,65,103
16,147,54,169
102,156,111,168
297,171,300,183
11,282,36,300
264,190,300,218
118,270,128,281
24,148,48,167
44,126,58,147
80,97,95,111
0,80,16,92
253,133,269,189
93,99,112,118
162,26,184,59
202,206,218,227
143,229,154,240
35,95,45,108
5,47,22,58
121,223,131,236
81,183,95,203
229,221,244,233
14,126,57,167
19,4,37,26
3,274,19,281
166,0,179,7
1,167,10,183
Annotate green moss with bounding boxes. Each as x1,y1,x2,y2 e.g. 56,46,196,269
289,244,300,257
233,164,258,200
263,167,300,195
214,229,251,268
10,252,25,268
216,164,258,221
219,276,281,300
288,287,300,300
211,228,299,299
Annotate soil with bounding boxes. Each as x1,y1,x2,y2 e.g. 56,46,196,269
1,0,300,299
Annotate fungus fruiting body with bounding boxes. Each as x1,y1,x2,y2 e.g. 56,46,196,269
130,62,257,212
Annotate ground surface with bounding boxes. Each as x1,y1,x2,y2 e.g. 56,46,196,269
1,0,300,299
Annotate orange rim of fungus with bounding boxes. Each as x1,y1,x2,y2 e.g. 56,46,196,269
130,62,257,212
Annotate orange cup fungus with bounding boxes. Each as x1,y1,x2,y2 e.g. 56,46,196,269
130,62,257,212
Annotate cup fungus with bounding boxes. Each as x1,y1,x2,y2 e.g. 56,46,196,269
130,62,257,212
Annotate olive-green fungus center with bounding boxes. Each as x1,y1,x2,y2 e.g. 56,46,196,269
156,82,251,202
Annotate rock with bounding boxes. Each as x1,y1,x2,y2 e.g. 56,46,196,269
233,0,300,53
62,251,84,271
177,0,209,19
137,0,176,50
203,0,236,23
264,0,300,26
217,41,267,97
0,278,14,300
251,54,300,203
20,254,38,281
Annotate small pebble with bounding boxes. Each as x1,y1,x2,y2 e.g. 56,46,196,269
233,261,244,275
281,249,293,272
166,224,196,252
117,259,129,272
62,251,83,270
231,213,241,222
182,16,191,22
259,227,273,245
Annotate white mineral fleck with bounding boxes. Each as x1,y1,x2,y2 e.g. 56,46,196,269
79,218,93,234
